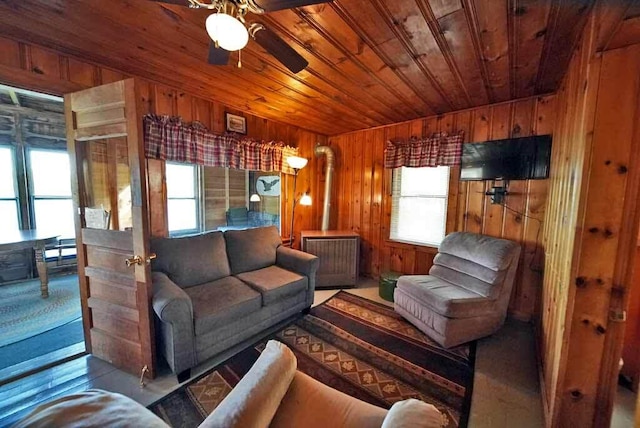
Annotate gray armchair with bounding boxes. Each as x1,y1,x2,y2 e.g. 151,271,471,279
150,226,319,380
394,232,521,348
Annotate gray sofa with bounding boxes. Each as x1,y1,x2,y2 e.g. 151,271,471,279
394,232,521,348
150,226,319,380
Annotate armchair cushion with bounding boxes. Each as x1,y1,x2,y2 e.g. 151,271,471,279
396,275,499,318
224,226,282,274
437,232,517,271
151,231,230,288
185,276,262,336
236,266,308,305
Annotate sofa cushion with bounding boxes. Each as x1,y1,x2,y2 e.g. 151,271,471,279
225,226,282,274
185,276,262,336
236,266,307,305
151,231,231,288
396,275,499,318
438,232,518,271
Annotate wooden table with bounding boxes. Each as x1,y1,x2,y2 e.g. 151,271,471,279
0,230,58,298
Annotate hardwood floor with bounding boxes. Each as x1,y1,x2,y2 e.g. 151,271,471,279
0,279,634,427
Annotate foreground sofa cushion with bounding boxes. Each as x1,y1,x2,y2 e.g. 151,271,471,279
236,266,307,305
224,226,281,274
151,231,231,288
185,276,262,336
14,389,167,428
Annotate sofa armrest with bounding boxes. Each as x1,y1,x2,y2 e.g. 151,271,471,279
276,246,319,278
152,272,196,374
200,340,297,428
152,272,193,323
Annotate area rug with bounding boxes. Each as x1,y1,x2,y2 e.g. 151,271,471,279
151,291,475,428
0,275,82,347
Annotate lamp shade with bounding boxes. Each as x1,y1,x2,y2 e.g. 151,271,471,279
206,13,249,51
287,156,308,170
299,193,312,206
250,193,261,202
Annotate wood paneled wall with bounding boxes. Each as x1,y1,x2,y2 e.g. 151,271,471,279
0,36,326,243
540,12,640,426
327,95,555,321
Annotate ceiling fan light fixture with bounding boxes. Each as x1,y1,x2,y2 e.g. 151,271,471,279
205,12,249,51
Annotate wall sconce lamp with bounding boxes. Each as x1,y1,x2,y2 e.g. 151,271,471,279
249,193,261,202
287,156,310,247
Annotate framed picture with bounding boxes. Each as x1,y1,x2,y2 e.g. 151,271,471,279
225,113,247,134
256,175,280,196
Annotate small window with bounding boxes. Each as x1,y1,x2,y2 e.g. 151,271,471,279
390,166,450,247
29,149,75,237
166,162,199,234
0,146,20,233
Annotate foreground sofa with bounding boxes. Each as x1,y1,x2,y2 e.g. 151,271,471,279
150,226,318,380
394,232,521,348
16,341,443,428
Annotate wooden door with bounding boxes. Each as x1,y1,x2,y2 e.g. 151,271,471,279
65,79,155,379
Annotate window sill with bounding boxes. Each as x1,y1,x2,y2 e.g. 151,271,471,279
385,239,439,253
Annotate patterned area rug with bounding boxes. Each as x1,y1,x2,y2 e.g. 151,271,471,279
0,275,81,347
151,291,475,428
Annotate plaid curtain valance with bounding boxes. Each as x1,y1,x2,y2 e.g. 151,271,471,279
384,131,464,168
143,114,299,174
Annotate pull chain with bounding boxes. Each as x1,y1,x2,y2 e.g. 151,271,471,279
238,49,242,69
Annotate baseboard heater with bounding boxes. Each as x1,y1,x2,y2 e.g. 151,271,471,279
301,230,359,289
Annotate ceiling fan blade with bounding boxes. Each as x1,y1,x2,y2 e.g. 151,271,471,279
149,0,190,5
251,26,308,73
208,43,231,65
249,0,332,12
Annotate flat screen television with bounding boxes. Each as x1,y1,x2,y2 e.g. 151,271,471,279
460,135,552,181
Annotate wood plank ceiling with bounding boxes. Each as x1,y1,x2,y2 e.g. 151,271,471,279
0,0,595,135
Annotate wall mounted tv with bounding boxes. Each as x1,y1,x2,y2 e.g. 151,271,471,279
460,135,552,181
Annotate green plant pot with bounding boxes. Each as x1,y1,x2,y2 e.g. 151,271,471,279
379,271,401,302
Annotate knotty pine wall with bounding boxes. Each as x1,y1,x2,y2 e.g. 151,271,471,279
327,95,555,321
0,36,326,244
540,12,640,426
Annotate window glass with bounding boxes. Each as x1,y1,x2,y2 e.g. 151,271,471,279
166,163,196,199
33,199,75,236
390,166,450,247
166,162,198,233
168,199,197,232
0,147,15,198
30,150,72,197
0,200,19,233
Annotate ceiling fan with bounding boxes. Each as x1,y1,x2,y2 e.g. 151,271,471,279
152,0,332,73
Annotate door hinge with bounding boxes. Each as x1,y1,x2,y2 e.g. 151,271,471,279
609,309,627,322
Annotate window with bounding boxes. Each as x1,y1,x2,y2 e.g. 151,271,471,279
29,149,75,237
0,146,20,233
166,162,199,234
390,166,450,247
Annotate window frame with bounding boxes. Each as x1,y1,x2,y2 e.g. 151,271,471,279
166,161,202,236
389,166,450,248
0,145,22,232
27,147,75,237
